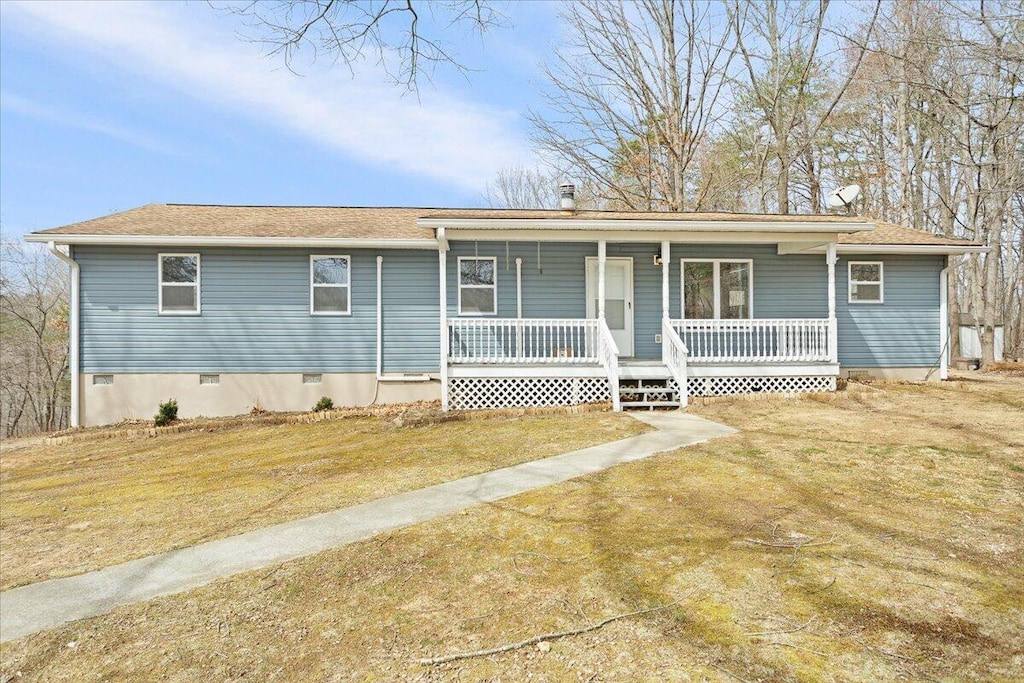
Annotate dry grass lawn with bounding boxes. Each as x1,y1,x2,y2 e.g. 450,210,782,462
0,410,648,590
1,374,1022,682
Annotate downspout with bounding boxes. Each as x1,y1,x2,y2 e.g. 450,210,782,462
438,228,449,411
48,242,79,428
376,256,384,380
515,258,523,318
515,257,524,359
939,261,950,380
376,254,430,385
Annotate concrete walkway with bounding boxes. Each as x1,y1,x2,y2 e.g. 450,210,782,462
0,412,735,642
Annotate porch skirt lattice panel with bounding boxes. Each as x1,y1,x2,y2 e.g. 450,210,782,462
682,375,836,397
448,377,612,410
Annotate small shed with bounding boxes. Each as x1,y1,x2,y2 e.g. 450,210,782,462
956,314,1004,362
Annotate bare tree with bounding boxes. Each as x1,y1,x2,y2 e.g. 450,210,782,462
726,0,880,213
219,0,505,90
858,0,1024,364
0,239,70,436
484,166,563,209
484,165,601,210
530,0,739,212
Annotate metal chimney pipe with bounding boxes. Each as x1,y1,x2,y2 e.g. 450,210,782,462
559,183,576,212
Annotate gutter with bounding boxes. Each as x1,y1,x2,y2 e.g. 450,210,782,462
417,217,875,232
25,234,438,250
785,242,988,256
47,242,80,428
835,244,989,255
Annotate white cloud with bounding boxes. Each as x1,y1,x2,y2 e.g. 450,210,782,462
1,91,185,156
3,1,533,191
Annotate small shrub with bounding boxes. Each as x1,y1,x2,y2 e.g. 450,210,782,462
154,399,178,427
313,396,334,413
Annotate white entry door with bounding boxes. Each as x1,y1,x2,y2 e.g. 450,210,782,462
585,257,634,357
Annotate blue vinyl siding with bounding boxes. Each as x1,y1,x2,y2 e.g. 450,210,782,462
77,246,439,373
78,243,942,374
445,242,593,319
446,242,942,365
836,255,942,367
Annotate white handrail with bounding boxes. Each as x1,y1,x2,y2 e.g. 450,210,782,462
661,318,689,408
448,318,600,364
670,318,832,363
596,318,621,411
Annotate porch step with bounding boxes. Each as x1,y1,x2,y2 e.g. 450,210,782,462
618,377,681,411
621,400,680,410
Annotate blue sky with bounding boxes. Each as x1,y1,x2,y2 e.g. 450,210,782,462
0,1,562,238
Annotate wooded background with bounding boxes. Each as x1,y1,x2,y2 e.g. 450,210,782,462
489,0,1022,369
2,0,1020,436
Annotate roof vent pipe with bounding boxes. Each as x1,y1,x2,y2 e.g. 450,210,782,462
559,183,576,212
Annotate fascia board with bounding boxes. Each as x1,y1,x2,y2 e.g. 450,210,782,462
418,217,874,233
24,234,439,249
443,229,845,244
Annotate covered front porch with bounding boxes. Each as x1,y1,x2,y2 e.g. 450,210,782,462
429,219,852,411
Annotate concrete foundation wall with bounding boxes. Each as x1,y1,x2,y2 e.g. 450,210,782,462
840,367,939,382
81,373,441,427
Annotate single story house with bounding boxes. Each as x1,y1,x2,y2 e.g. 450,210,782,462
26,197,985,427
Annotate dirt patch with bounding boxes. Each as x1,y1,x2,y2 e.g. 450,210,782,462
2,376,1022,681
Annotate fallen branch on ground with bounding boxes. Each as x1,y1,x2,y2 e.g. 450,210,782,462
418,595,690,665
743,615,817,637
743,536,836,550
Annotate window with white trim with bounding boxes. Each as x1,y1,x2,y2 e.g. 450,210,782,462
680,259,752,319
848,261,883,303
458,257,496,315
159,254,200,314
310,255,351,315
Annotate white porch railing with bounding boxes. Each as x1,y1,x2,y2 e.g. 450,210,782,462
661,318,689,408
448,318,600,364
670,318,834,363
596,318,621,411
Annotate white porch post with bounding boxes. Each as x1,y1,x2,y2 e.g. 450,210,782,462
438,229,449,411
597,240,607,320
826,242,838,363
661,241,670,319
661,241,670,365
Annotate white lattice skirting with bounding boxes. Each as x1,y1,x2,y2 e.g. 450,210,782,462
448,377,611,410
684,375,836,397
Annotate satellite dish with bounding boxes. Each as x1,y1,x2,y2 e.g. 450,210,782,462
826,184,862,212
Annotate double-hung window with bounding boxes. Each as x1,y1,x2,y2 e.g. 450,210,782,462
458,257,496,315
681,259,753,319
848,261,883,303
310,255,351,315
159,254,200,314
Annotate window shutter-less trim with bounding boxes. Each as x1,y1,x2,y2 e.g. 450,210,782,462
158,253,200,315
310,255,352,315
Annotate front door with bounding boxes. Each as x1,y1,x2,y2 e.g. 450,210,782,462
585,257,634,357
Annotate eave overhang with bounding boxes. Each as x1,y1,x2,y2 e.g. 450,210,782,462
23,234,440,249
417,217,875,233
778,241,989,256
